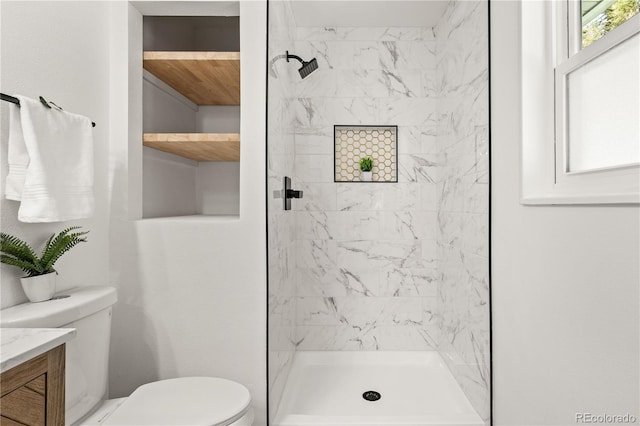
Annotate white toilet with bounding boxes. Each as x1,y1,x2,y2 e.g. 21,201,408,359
0,286,254,426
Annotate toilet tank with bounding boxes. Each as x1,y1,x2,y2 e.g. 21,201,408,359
0,286,117,425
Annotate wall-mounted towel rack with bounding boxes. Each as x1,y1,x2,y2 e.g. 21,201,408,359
1,93,96,127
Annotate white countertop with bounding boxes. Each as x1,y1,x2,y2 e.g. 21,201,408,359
1,328,76,374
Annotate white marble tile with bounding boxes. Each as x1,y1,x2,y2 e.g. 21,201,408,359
377,325,435,350
296,325,379,351
420,239,438,267
295,239,337,269
462,213,489,258
379,268,438,297
434,0,490,420
293,154,334,183
379,297,423,325
294,98,379,129
295,211,336,240
420,183,438,210
298,69,423,98
379,210,436,241
268,348,295,416
463,181,488,214
333,211,380,240
297,27,425,42
295,40,382,70
337,240,423,270
297,297,342,326
422,69,440,98
421,27,436,41
398,154,439,183
292,183,337,211
397,126,424,154
378,98,436,126
336,183,419,211
296,266,379,297
294,133,334,155
336,268,380,296
379,41,437,71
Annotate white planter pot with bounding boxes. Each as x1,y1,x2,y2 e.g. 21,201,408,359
20,272,56,303
361,171,372,181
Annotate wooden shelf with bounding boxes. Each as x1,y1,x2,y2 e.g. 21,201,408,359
143,51,240,106
143,133,240,162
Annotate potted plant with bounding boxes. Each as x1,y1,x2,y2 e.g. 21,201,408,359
0,227,88,302
359,157,373,181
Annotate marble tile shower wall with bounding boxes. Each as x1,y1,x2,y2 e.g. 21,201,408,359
291,26,441,350
434,1,490,422
267,0,297,418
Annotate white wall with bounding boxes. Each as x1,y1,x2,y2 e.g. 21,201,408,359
143,148,199,218
492,2,640,424
0,1,111,307
108,3,267,425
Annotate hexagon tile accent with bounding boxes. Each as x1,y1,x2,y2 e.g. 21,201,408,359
334,125,398,182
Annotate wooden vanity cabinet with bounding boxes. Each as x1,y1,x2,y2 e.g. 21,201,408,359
0,345,65,426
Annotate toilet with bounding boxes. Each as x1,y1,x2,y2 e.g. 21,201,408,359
0,286,254,426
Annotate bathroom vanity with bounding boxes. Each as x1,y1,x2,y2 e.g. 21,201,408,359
0,328,75,426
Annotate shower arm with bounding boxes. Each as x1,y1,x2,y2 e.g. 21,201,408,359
285,52,306,65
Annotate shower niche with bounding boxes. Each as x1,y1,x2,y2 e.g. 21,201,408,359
142,16,240,218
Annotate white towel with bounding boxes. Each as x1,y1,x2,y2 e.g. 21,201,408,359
5,103,29,200
5,95,94,222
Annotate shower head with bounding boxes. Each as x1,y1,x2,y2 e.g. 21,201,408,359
297,57,318,79
270,51,319,80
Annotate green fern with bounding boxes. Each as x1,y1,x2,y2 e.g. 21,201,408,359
0,227,88,277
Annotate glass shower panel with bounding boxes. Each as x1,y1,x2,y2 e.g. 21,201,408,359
267,1,490,424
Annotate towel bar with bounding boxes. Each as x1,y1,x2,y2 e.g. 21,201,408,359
1,93,96,127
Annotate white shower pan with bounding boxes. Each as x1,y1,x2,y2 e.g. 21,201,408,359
273,351,483,426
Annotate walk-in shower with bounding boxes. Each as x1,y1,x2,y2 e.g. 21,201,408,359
267,1,490,424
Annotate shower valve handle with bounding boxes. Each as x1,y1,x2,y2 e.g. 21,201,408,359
283,176,303,210
286,189,303,199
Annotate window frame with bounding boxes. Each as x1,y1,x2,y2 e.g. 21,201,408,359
520,0,640,204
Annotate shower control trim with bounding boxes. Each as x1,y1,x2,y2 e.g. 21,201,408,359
283,176,303,210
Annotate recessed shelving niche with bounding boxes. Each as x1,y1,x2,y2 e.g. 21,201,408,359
141,16,241,218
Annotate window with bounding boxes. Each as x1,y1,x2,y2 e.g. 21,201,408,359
520,0,640,204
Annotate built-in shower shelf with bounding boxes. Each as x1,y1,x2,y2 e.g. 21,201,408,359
143,51,240,105
143,133,240,162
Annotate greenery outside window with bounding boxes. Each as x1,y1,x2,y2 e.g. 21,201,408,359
582,0,640,48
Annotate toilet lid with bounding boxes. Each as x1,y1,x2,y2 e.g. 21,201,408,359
103,377,251,426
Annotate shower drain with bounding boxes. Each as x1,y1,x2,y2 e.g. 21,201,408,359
362,391,381,401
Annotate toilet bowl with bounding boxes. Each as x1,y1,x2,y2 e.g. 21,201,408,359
0,286,254,426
